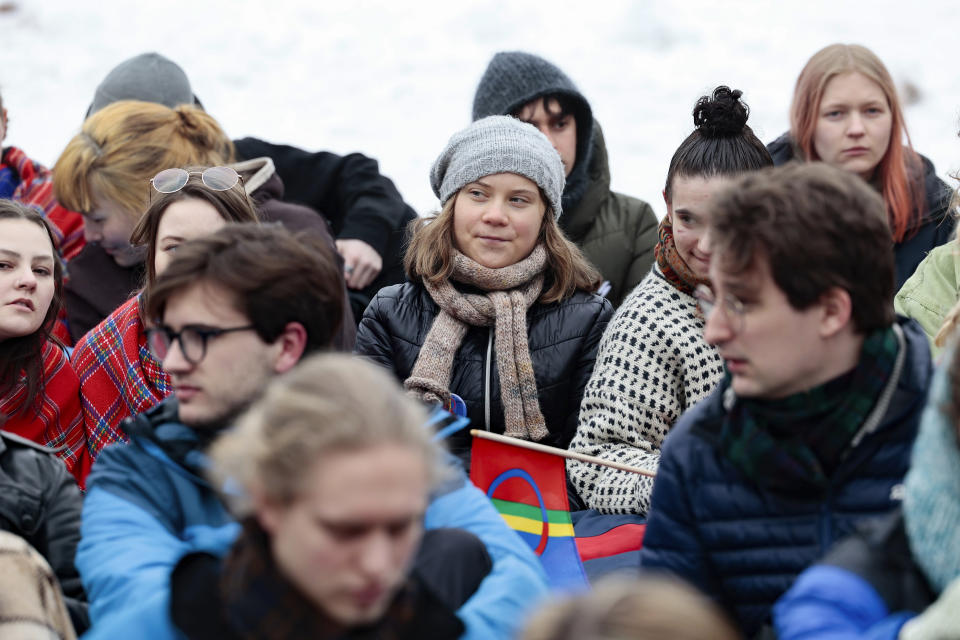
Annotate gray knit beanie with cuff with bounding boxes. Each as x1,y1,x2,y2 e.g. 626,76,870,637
430,116,565,220
87,52,202,118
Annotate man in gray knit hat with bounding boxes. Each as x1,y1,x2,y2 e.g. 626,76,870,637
473,51,658,306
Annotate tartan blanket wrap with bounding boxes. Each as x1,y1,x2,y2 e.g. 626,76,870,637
71,296,171,458
0,340,90,486
3,146,85,260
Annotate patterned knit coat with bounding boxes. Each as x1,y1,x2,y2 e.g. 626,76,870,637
567,266,724,514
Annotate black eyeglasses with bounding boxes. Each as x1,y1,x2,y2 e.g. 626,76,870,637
146,324,256,365
150,166,242,194
694,284,746,334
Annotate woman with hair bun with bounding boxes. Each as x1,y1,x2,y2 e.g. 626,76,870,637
769,43,953,288
568,86,772,515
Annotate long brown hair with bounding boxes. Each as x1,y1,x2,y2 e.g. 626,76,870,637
404,193,600,303
0,202,64,414
789,44,923,243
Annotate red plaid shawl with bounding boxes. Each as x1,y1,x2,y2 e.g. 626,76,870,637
71,295,171,458
0,340,90,486
3,147,85,260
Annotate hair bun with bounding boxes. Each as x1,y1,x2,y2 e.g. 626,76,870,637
693,86,749,138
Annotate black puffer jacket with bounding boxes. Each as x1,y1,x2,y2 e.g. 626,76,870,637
768,134,955,289
355,283,612,462
0,431,87,632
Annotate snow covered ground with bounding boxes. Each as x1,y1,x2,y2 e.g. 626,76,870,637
1,0,958,217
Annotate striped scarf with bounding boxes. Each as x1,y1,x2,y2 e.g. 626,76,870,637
405,246,548,442
719,325,901,495
71,295,171,458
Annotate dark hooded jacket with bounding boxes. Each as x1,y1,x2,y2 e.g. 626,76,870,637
472,52,658,306
767,134,954,289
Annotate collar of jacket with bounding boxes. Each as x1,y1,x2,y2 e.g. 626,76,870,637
560,123,612,242
121,397,220,477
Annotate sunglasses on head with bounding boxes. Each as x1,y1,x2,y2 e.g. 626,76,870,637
150,166,242,194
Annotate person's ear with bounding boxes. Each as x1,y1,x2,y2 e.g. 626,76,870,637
663,189,673,222
272,321,308,374
250,484,283,535
818,286,853,338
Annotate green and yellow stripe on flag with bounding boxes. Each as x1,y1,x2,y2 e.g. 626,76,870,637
470,434,588,590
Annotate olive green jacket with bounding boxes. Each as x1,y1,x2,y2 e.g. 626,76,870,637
561,127,659,307
894,240,960,359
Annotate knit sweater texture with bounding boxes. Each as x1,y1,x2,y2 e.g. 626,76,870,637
567,267,724,514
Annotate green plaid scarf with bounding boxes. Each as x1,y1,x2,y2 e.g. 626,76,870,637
719,325,901,496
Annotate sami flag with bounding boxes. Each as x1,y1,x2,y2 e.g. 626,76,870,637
470,435,590,590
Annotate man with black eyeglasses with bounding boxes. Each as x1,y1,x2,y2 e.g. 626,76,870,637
76,224,548,637
638,163,933,638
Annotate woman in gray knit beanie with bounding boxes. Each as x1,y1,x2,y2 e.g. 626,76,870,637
355,116,613,466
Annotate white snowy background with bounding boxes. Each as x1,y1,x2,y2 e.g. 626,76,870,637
1,0,957,218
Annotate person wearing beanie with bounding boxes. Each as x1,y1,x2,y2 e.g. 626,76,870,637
355,116,613,466
774,345,960,640
567,87,773,516
86,52,418,324
472,51,659,307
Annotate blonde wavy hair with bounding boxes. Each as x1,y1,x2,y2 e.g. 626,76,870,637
208,353,446,516
53,100,234,224
404,194,600,303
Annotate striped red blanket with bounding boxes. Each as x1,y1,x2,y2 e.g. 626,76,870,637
0,340,90,485
71,295,170,458
2,146,85,260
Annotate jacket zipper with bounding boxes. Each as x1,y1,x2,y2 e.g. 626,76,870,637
818,488,833,556
484,329,493,431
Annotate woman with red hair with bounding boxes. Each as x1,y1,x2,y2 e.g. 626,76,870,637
768,43,953,288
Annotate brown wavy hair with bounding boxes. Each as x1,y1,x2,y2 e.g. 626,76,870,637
404,194,600,303
145,224,344,356
53,101,235,225
0,202,65,415
130,168,259,289
789,44,924,243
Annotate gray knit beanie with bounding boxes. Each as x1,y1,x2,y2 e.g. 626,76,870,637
430,116,565,220
87,52,200,117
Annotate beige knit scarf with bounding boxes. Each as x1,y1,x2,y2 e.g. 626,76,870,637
405,245,549,441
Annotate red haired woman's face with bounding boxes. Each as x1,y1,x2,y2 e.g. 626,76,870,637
813,72,892,181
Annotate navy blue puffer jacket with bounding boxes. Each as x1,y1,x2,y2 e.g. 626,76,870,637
355,282,613,463
639,318,931,637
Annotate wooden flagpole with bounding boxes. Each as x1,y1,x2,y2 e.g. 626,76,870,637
470,430,656,478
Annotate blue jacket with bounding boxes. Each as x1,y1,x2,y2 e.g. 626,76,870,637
638,318,931,637
78,399,548,639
